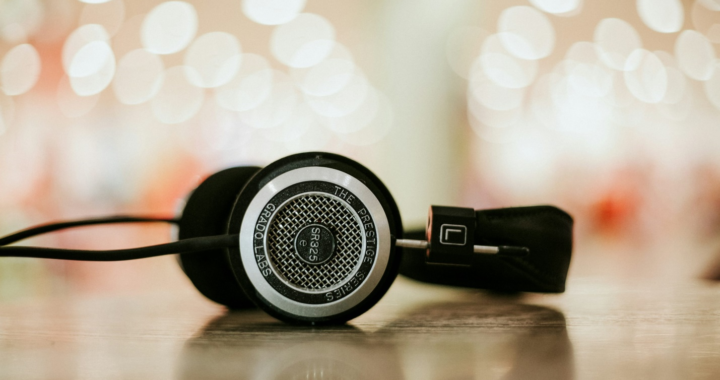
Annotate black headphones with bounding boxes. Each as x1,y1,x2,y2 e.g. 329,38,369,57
0,152,573,325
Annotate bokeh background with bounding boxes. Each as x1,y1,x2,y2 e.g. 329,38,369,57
1,0,720,301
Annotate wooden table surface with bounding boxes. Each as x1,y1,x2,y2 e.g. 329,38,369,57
1,273,719,380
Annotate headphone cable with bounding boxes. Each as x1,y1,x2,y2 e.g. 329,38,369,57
0,216,238,261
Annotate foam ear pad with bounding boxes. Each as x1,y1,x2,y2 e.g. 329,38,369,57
177,166,261,309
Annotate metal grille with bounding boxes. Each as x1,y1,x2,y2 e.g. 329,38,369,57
266,194,364,291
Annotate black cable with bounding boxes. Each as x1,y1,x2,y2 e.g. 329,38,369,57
0,234,239,261
0,216,179,246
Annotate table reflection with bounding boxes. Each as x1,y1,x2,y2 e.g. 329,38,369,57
179,297,573,380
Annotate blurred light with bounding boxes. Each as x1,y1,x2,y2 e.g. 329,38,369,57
565,61,612,98
293,58,354,96
594,18,642,71
657,87,692,121
653,50,677,68
637,0,683,33
0,0,44,44
32,1,75,44
141,1,197,55
271,13,335,68
445,26,488,79
468,95,523,129
290,44,355,96
564,42,612,98
603,71,635,107
531,73,560,129
284,120,331,152
335,90,393,146
529,0,582,15
79,0,125,36
215,53,273,112
80,0,112,3
2,24,28,44
675,30,715,80
624,49,667,103
320,87,380,134
113,49,164,105
56,76,99,118
69,41,116,96
705,62,720,110
242,0,306,26
69,41,112,78
661,67,687,104
654,50,687,104
305,72,369,117
0,44,41,96
610,99,646,127
0,92,15,135
468,69,525,111
195,102,254,152
699,0,720,11
238,70,297,129
468,104,526,144
261,102,315,143
112,14,144,58
151,66,204,124
692,0,720,43
498,6,555,60
63,24,110,75
476,34,538,89
547,70,612,131
184,32,242,88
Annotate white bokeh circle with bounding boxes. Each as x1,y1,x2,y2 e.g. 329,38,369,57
675,30,716,81
594,18,642,71
69,42,116,96
623,49,668,103
242,0,306,25
529,0,582,15
498,6,555,60
704,62,720,110
305,72,369,117
151,65,204,124
184,32,242,88
637,0,684,33
238,70,297,129
141,1,197,55
1,44,41,96
63,24,110,75
79,0,126,36
476,34,538,89
113,48,164,105
270,13,335,68
215,53,274,112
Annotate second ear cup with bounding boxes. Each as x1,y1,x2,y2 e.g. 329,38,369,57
177,166,260,309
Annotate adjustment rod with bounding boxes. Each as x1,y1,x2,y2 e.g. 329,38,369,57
395,239,529,256
395,206,530,265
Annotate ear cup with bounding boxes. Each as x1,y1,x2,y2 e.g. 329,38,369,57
177,166,260,309
225,152,403,324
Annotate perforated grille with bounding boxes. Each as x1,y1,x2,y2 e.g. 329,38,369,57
266,194,364,291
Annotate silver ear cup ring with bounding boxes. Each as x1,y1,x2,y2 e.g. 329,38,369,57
238,166,392,319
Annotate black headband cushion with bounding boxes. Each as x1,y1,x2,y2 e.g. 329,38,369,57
177,166,260,309
399,205,573,293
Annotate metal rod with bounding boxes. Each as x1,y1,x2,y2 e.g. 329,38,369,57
473,245,499,254
396,239,501,255
395,239,429,250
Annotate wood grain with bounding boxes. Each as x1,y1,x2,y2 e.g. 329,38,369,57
0,276,719,379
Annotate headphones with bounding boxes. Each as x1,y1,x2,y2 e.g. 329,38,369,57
0,152,574,325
